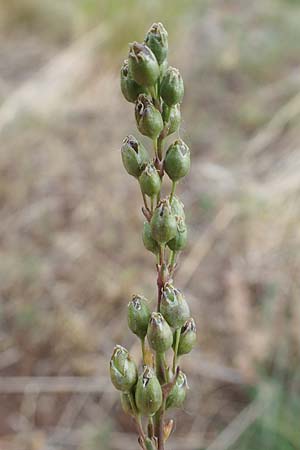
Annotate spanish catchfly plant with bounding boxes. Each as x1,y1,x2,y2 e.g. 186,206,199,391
110,22,196,450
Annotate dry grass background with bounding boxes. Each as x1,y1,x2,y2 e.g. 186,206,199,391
1,1,300,449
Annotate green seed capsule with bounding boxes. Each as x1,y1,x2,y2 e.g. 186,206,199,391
164,139,190,182
139,163,161,197
142,221,159,255
150,199,177,244
147,312,173,352
162,103,181,136
120,392,135,416
177,318,197,356
161,283,190,329
166,371,187,409
120,59,145,103
128,42,160,87
135,366,163,416
121,135,149,178
160,67,184,106
169,195,185,220
110,345,138,392
127,295,151,339
144,22,168,65
135,94,164,139
167,216,187,252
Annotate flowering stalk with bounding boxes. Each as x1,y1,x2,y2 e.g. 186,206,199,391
110,22,196,450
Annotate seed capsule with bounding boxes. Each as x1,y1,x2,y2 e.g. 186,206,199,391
164,139,190,182
160,67,184,106
161,283,190,329
144,22,168,65
150,199,177,244
177,318,197,356
110,345,138,392
135,366,163,416
166,371,188,409
139,163,161,197
120,59,145,103
167,216,187,252
120,392,135,416
169,195,185,219
147,312,173,353
127,295,151,340
142,221,159,255
121,135,149,178
135,94,164,139
162,103,181,136
128,42,160,87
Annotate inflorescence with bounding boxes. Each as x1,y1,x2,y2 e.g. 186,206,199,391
110,22,197,450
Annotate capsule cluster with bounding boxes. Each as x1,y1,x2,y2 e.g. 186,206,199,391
110,23,196,449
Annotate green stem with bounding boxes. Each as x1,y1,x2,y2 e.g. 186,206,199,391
142,192,149,211
153,138,158,158
169,180,177,204
148,415,154,439
150,196,154,214
141,337,146,365
172,328,181,373
155,398,166,450
168,250,176,269
157,135,164,161
155,352,167,385
128,392,146,447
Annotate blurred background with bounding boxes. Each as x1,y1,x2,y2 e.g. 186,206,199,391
1,0,300,449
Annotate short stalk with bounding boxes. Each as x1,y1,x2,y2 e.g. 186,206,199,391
172,328,181,373
141,337,146,366
148,415,154,438
169,181,177,204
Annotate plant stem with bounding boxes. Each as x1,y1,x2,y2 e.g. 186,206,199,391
157,135,164,161
157,244,165,312
128,391,147,448
153,138,158,158
150,196,154,214
172,328,181,373
168,250,176,273
148,415,154,438
155,398,166,450
169,180,177,204
141,337,146,365
142,192,149,211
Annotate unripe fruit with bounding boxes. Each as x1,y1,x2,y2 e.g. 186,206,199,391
177,318,197,356
135,366,163,416
161,283,190,329
127,295,151,339
162,103,181,136
147,312,173,353
167,216,187,252
120,59,145,103
135,94,164,139
166,371,187,409
164,139,190,182
150,199,177,244
169,195,185,219
139,163,161,197
128,42,160,87
121,135,149,178
160,67,184,106
110,345,138,392
144,22,168,65
142,221,159,255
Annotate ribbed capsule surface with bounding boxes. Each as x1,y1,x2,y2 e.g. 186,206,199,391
135,366,163,416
